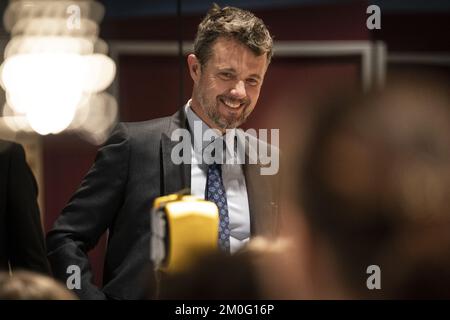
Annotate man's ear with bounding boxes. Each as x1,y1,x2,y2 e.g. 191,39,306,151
187,54,201,84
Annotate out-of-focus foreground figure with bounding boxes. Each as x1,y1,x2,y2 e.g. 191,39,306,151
157,237,288,300
270,75,450,299
0,270,77,300
0,140,50,275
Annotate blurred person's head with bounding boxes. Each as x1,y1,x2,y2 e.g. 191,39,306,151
157,237,288,300
188,4,273,131
0,270,77,300
279,76,450,299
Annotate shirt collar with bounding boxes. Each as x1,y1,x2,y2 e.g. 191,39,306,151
185,100,221,153
184,100,241,162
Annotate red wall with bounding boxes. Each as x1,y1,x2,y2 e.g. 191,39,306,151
43,134,106,286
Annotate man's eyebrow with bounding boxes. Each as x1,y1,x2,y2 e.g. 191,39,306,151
217,67,236,73
217,68,262,80
219,67,262,80
248,74,262,80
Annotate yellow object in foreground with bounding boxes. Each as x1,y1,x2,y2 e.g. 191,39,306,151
151,194,219,273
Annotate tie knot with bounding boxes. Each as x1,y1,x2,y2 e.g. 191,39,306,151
209,162,221,172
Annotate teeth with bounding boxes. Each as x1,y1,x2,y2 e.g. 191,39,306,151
222,98,241,109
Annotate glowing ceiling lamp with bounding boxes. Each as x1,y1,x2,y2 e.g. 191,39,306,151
0,0,117,143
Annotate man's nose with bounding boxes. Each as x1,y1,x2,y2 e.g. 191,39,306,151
230,80,246,99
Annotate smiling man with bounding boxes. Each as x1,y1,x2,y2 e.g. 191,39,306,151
189,35,269,131
47,4,278,300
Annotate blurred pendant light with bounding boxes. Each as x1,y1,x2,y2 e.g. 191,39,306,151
0,0,117,143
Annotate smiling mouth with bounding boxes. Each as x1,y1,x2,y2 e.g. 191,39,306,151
219,97,246,110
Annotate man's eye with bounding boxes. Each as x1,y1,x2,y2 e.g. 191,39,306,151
219,72,233,79
246,78,259,86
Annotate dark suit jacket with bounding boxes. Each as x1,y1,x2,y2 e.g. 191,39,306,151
0,140,50,274
46,109,279,300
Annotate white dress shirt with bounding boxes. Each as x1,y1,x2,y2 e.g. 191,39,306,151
185,102,250,253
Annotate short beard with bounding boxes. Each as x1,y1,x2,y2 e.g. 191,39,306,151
196,89,250,130
207,104,247,130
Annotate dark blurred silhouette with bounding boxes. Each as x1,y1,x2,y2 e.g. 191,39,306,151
0,270,76,300
157,237,287,300
275,75,450,299
0,140,50,275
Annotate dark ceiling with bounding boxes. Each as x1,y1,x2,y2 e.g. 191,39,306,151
98,0,450,18
1,0,450,22
0,0,448,37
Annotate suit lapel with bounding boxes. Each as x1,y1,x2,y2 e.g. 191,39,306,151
242,131,279,237
161,110,191,195
244,163,276,237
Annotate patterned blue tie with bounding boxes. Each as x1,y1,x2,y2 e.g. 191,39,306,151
205,163,230,252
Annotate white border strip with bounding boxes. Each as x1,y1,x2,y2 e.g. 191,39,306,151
373,41,387,89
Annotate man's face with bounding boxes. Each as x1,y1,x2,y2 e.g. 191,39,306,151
189,37,268,131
